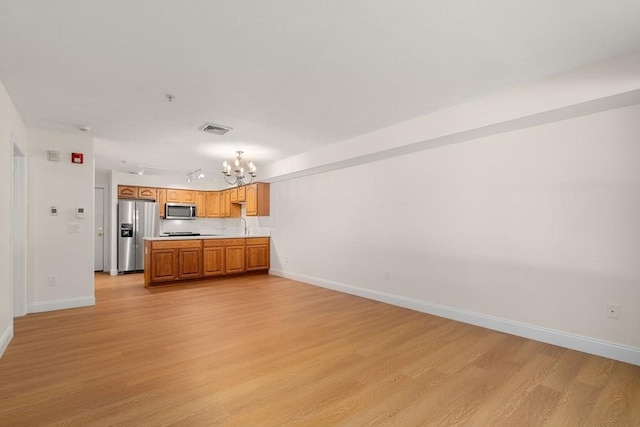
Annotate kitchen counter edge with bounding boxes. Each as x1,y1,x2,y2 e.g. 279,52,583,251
144,234,270,241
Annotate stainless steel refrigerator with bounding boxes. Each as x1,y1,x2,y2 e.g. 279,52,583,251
118,200,159,273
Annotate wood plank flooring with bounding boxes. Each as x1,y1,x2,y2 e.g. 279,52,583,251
1,273,638,426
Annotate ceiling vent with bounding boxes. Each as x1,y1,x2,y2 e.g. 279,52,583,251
198,122,232,135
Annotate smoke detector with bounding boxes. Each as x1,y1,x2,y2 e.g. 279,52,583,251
198,122,232,135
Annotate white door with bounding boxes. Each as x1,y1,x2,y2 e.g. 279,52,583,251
94,187,104,271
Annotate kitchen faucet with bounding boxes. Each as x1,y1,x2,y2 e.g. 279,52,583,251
239,217,248,235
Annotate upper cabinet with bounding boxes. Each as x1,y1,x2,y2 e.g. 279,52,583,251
195,191,207,218
245,183,270,216
206,192,221,218
118,185,137,199
137,186,156,200
118,183,270,217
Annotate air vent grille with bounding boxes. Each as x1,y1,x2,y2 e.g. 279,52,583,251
198,122,232,135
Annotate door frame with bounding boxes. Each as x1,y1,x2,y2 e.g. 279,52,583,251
12,141,26,317
94,186,108,272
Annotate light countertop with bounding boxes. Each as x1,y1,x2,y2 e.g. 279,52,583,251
144,234,270,241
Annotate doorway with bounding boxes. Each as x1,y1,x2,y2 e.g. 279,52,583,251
12,142,26,317
94,187,106,272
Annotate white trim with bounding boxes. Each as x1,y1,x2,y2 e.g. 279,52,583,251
110,268,119,276
26,296,95,314
0,325,14,358
270,269,640,366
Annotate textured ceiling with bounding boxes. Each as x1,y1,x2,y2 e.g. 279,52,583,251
1,0,639,176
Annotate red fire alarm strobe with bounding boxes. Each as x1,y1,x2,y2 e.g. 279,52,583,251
71,152,84,164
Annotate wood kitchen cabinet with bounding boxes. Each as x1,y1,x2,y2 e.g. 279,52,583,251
245,183,270,216
157,188,166,217
118,185,137,199
223,239,246,274
178,246,202,279
221,190,241,218
246,237,270,271
205,192,221,218
166,189,181,203
237,185,246,202
180,190,196,203
230,187,238,203
145,237,268,286
195,191,207,218
203,240,224,276
137,186,156,200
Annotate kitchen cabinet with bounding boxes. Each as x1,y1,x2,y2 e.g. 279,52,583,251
157,188,166,217
196,191,207,218
178,246,202,279
246,238,270,271
137,186,156,200
145,246,178,283
181,190,196,203
166,189,181,203
144,240,203,284
144,237,267,286
118,185,137,199
165,189,196,204
224,241,246,274
246,183,270,216
221,190,241,218
203,243,224,276
230,187,238,203
237,186,247,202
205,192,221,218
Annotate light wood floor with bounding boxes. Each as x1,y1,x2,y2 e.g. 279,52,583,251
1,273,638,426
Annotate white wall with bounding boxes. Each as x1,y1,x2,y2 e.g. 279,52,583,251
0,80,27,357
27,129,95,313
270,103,640,364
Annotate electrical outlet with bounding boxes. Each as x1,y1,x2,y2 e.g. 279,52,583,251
606,303,619,319
385,271,391,281
47,275,57,286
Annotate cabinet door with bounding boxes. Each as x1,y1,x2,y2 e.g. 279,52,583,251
246,244,270,271
196,191,207,218
205,192,220,218
166,189,181,203
245,184,257,216
178,248,202,279
157,189,167,217
225,246,246,274
137,187,156,200
150,249,178,282
203,247,224,276
118,185,137,199
245,183,270,216
221,190,230,217
181,190,196,203
237,186,246,202
230,187,238,203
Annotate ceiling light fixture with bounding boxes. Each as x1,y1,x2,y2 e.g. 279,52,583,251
186,168,205,183
222,151,256,187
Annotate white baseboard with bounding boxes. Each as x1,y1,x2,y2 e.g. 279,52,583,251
110,268,118,276
27,296,95,314
270,269,640,366
0,324,14,358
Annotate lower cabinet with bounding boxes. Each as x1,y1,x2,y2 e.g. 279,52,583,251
246,238,270,271
178,247,202,279
145,237,268,286
203,245,224,276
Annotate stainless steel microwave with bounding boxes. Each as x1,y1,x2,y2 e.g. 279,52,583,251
165,203,197,220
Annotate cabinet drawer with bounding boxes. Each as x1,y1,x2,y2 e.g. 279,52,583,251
246,237,270,246
204,238,246,247
152,240,202,249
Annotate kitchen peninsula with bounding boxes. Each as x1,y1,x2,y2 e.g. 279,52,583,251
143,235,270,286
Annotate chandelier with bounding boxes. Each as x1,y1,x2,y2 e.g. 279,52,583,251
222,151,256,187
